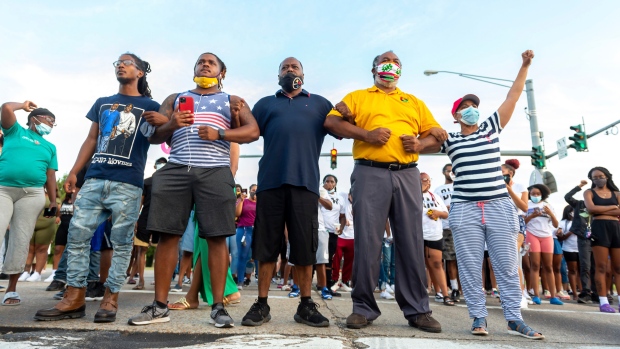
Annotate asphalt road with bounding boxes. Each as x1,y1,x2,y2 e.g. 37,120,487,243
1,271,619,348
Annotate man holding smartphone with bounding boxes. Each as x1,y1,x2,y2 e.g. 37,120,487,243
35,53,163,323
241,57,334,328
128,52,259,329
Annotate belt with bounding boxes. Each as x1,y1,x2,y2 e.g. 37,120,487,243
354,159,417,171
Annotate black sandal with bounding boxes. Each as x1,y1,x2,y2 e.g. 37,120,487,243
443,297,455,306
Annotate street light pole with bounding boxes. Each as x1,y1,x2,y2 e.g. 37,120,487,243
525,79,542,149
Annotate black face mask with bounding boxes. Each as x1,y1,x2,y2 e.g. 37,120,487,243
278,72,303,93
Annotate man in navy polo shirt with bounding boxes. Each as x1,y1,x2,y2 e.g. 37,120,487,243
241,57,333,328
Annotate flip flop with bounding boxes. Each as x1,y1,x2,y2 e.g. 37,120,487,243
223,295,241,306
168,297,197,310
2,292,21,306
132,284,145,290
127,279,137,285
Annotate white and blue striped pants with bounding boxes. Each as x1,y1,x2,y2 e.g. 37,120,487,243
450,197,522,321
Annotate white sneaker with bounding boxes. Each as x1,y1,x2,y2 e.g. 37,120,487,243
380,290,395,300
339,282,353,292
523,289,532,300
26,271,41,282
520,296,529,309
18,272,30,282
385,284,395,295
330,281,341,293
374,286,381,293
44,270,56,283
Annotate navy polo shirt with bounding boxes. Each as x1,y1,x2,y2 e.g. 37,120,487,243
253,89,334,196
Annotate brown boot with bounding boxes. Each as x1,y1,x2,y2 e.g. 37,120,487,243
34,286,86,321
94,288,118,323
408,312,442,333
346,313,373,329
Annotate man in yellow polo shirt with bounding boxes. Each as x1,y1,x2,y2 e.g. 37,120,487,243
324,51,447,333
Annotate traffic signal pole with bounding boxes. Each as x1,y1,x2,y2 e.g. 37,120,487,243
525,79,543,150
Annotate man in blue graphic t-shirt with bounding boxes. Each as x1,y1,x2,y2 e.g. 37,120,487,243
35,53,165,324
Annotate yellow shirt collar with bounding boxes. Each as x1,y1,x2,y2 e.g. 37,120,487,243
366,85,403,95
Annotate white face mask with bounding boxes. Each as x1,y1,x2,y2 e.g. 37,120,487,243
155,163,165,170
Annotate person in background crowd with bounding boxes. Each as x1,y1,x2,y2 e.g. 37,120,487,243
320,175,342,298
129,52,258,328
525,184,562,306
434,164,459,302
583,167,620,313
35,52,162,322
128,157,167,290
378,221,395,300
325,50,446,333
557,205,580,300
1,101,58,306
564,180,598,304
46,191,76,283
501,160,530,307
551,205,572,301
18,188,62,282
315,189,333,300
440,51,543,339
236,184,257,288
170,211,195,293
242,57,332,328
420,173,454,306
331,190,355,294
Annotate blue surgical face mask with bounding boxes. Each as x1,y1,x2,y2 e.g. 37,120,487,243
327,188,336,194
531,196,542,203
34,118,52,136
459,106,480,126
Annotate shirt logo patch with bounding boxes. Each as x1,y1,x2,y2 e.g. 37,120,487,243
400,97,409,102
34,140,40,145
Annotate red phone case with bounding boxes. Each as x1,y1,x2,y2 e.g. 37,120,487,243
178,96,195,124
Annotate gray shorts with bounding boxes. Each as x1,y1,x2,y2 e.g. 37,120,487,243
180,211,195,253
315,229,329,264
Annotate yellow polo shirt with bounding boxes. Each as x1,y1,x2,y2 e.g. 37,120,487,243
329,86,441,163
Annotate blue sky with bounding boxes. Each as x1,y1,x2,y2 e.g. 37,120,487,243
1,0,619,209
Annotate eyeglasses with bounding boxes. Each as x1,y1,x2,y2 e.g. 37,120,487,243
421,178,432,182
37,116,57,127
591,176,607,180
113,60,137,68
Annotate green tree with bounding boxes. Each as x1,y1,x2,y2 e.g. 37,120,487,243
57,173,68,200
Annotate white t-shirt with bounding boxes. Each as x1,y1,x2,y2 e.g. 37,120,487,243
320,191,342,233
526,201,556,238
422,190,447,241
559,219,578,253
512,182,528,215
434,183,453,230
340,198,354,240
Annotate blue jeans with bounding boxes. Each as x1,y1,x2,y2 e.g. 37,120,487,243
66,179,142,293
226,234,239,278
55,239,102,283
236,226,253,283
382,242,395,285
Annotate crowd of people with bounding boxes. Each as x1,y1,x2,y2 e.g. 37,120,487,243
1,48,619,340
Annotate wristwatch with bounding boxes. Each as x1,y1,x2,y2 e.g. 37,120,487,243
218,128,226,140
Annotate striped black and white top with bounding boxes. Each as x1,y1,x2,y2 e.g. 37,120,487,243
441,112,509,203
169,91,231,168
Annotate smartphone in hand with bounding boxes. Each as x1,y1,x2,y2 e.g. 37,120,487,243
178,96,195,124
43,207,57,217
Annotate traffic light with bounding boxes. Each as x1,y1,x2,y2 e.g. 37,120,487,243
530,146,546,169
568,124,588,152
330,148,337,169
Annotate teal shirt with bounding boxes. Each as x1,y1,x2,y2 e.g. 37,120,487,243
0,121,57,187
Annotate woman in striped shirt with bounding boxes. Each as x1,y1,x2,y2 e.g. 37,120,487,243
437,51,543,340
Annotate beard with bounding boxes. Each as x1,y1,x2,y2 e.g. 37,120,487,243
117,76,132,85
374,75,398,89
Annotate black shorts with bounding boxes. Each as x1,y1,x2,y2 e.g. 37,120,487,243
147,163,236,239
253,185,318,266
590,219,620,249
100,220,113,251
424,238,443,251
55,220,71,246
136,217,160,245
563,251,579,262
484,250,489,259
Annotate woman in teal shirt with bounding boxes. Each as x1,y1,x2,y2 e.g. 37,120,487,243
0,100,58,306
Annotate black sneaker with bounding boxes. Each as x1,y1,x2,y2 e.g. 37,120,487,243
242,301,271,326
85,282,105,301
451,289,460,302
243,277,251,287
329,289,341,297
209,303,234,328
128,303,170,326
294,300,329,327
0,273,8,280
578,294,592,304
46,280,66,292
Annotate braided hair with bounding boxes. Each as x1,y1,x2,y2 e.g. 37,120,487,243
125,52,152,98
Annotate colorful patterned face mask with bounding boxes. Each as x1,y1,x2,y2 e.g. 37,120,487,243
376,62,401,82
